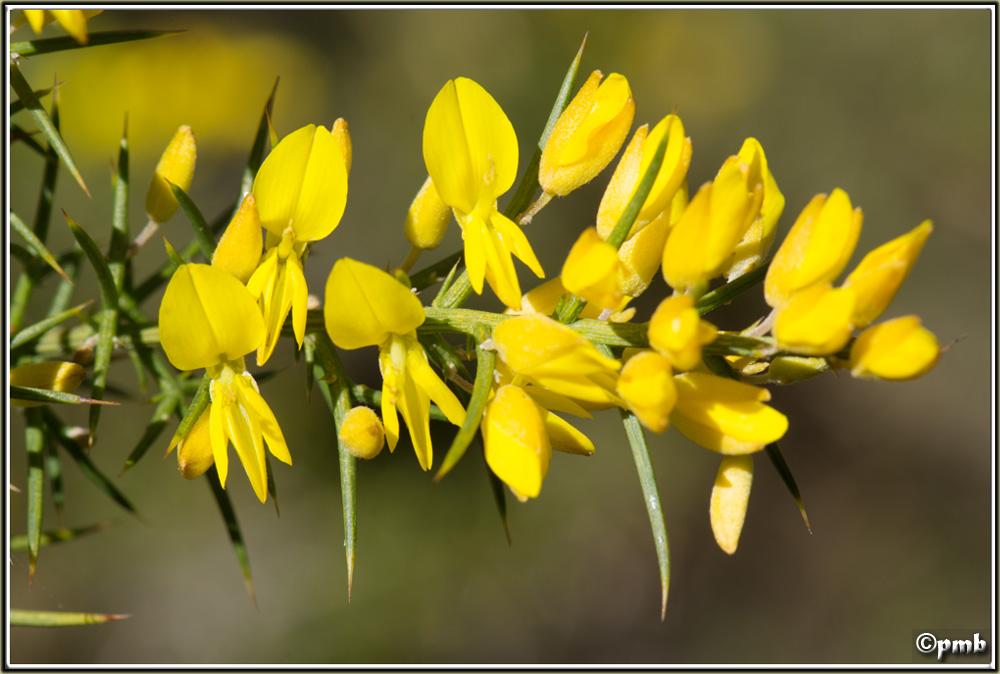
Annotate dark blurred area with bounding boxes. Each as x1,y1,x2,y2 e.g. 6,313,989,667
8,8,992,665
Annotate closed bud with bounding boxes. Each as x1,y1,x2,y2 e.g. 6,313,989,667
648,294,718,371
176,409,214,479
842,220,933,329
561,227,623,310
212,193,263,284
145,125,197,225
482,385,552,501
849,316,939,381
10,361,86,407
339,406,386,460
539,71,635,197
404,176,452,250
724,138,785,281
766,356,831,385
617,351,677,433
774,283,856,356
331,118,352,176
764,189,862,308
710,456,753,555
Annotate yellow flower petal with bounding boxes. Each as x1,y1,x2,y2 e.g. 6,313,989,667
617,351,677,433
159,264,265,372
404,176,452,250
773,283,856,356
724,138,785,281
145,125,197,224
481,385,552,499
176,408,214,480
849,316,939,381
324,258,425,350
212,193,263,284
561,227,622,310
710,455,753,555
648,294,718,371
540,408,595,455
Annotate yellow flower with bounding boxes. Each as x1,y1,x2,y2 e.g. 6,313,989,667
247,124,349,365
710,455,753,555
10,361,86,407
615,183,688,298
331,118,352,176
617,351,677,433
661,156,763,294
211,193,263,285
842,220,933,329
849,316,939,381
19,9,101,44
647,294,718,371
596,115,692,238
174,409,214,480
724,138,785,281
404,176,452,251
492,313,622,411
159,264,291,503
773,283,856,356
539,70,635,197
339,407,386,460
764,189,862,308
423,78,544,308
670,372,788,455
324,258,466,470
482,385,552,501
145,125,197,225
561,227,623,311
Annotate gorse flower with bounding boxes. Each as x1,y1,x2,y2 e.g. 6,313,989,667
159,263,291,502
339,406,386,460
647,294,718,371
18,8,102,44
724,138,785,281
710,455,754,555
10,361,87,407
145,125,197,226
561,227,624,311
423,77,544,309
248,123,350,365
617,350,678,433
324,258,466,470
849,316,940,381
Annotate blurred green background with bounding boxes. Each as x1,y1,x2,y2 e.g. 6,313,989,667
8,8,992,665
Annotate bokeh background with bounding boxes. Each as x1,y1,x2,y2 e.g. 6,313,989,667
8,8,993,665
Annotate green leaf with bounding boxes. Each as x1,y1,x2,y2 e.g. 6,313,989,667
435,324,495,480
764,442,812,533
108,115,130,291
45,443,66,526
64,211,120,446
696,259,772,316
205,466,257,606
120,395,179,476
24,408,45,584
11,211,70,282
47,251,82,316
9,122,48,155
161,233,186,269
11,386,120,407
349,384,450,423
240,78,279,199
165,374,210,453
41,408,143,521
308,333,358,600
621,409,670,619
9,82,59,115
10,29,182,57
8,62,89,196
10,301,91,351
10,522,112,553
168,181,216,261
413,252,461,296
10,609,129,627
482,436,512,545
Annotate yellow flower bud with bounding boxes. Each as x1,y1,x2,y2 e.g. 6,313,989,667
766,356,831,385
539,71,635,197
596,115,692,238
670,372,788,455
849,316,939,381
648,295,718,371
724,138,785,281
339,406,386,460
662,157,763,294
21,9,101,44
710,455,753,555
331,118,352,176
561,227,623,311
773,283,856,356
482,385,552,501
617,351,677,433
212,193,263,284
175,409,214,480
10,361,86,407
145,125,197,225
764,189,862,308
842,220,933,329
404,176,452,250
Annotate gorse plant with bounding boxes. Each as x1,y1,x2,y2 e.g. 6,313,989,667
9,13,942,626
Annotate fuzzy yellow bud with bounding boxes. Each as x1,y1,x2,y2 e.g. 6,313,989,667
648,294,718,371
175,409,214,480
145,125,197,225
10,361,86,407
617,351,677,433
339,406,386,460
539,71,635,197
404,176,452,250
561,227,623,311
773,283,856,356
710,455,753,555
482,385,552,501
849,316,939,381
842,220,933,329
764,189,862,308
724,138,785,281
331,118,352,176
211,193,263,284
